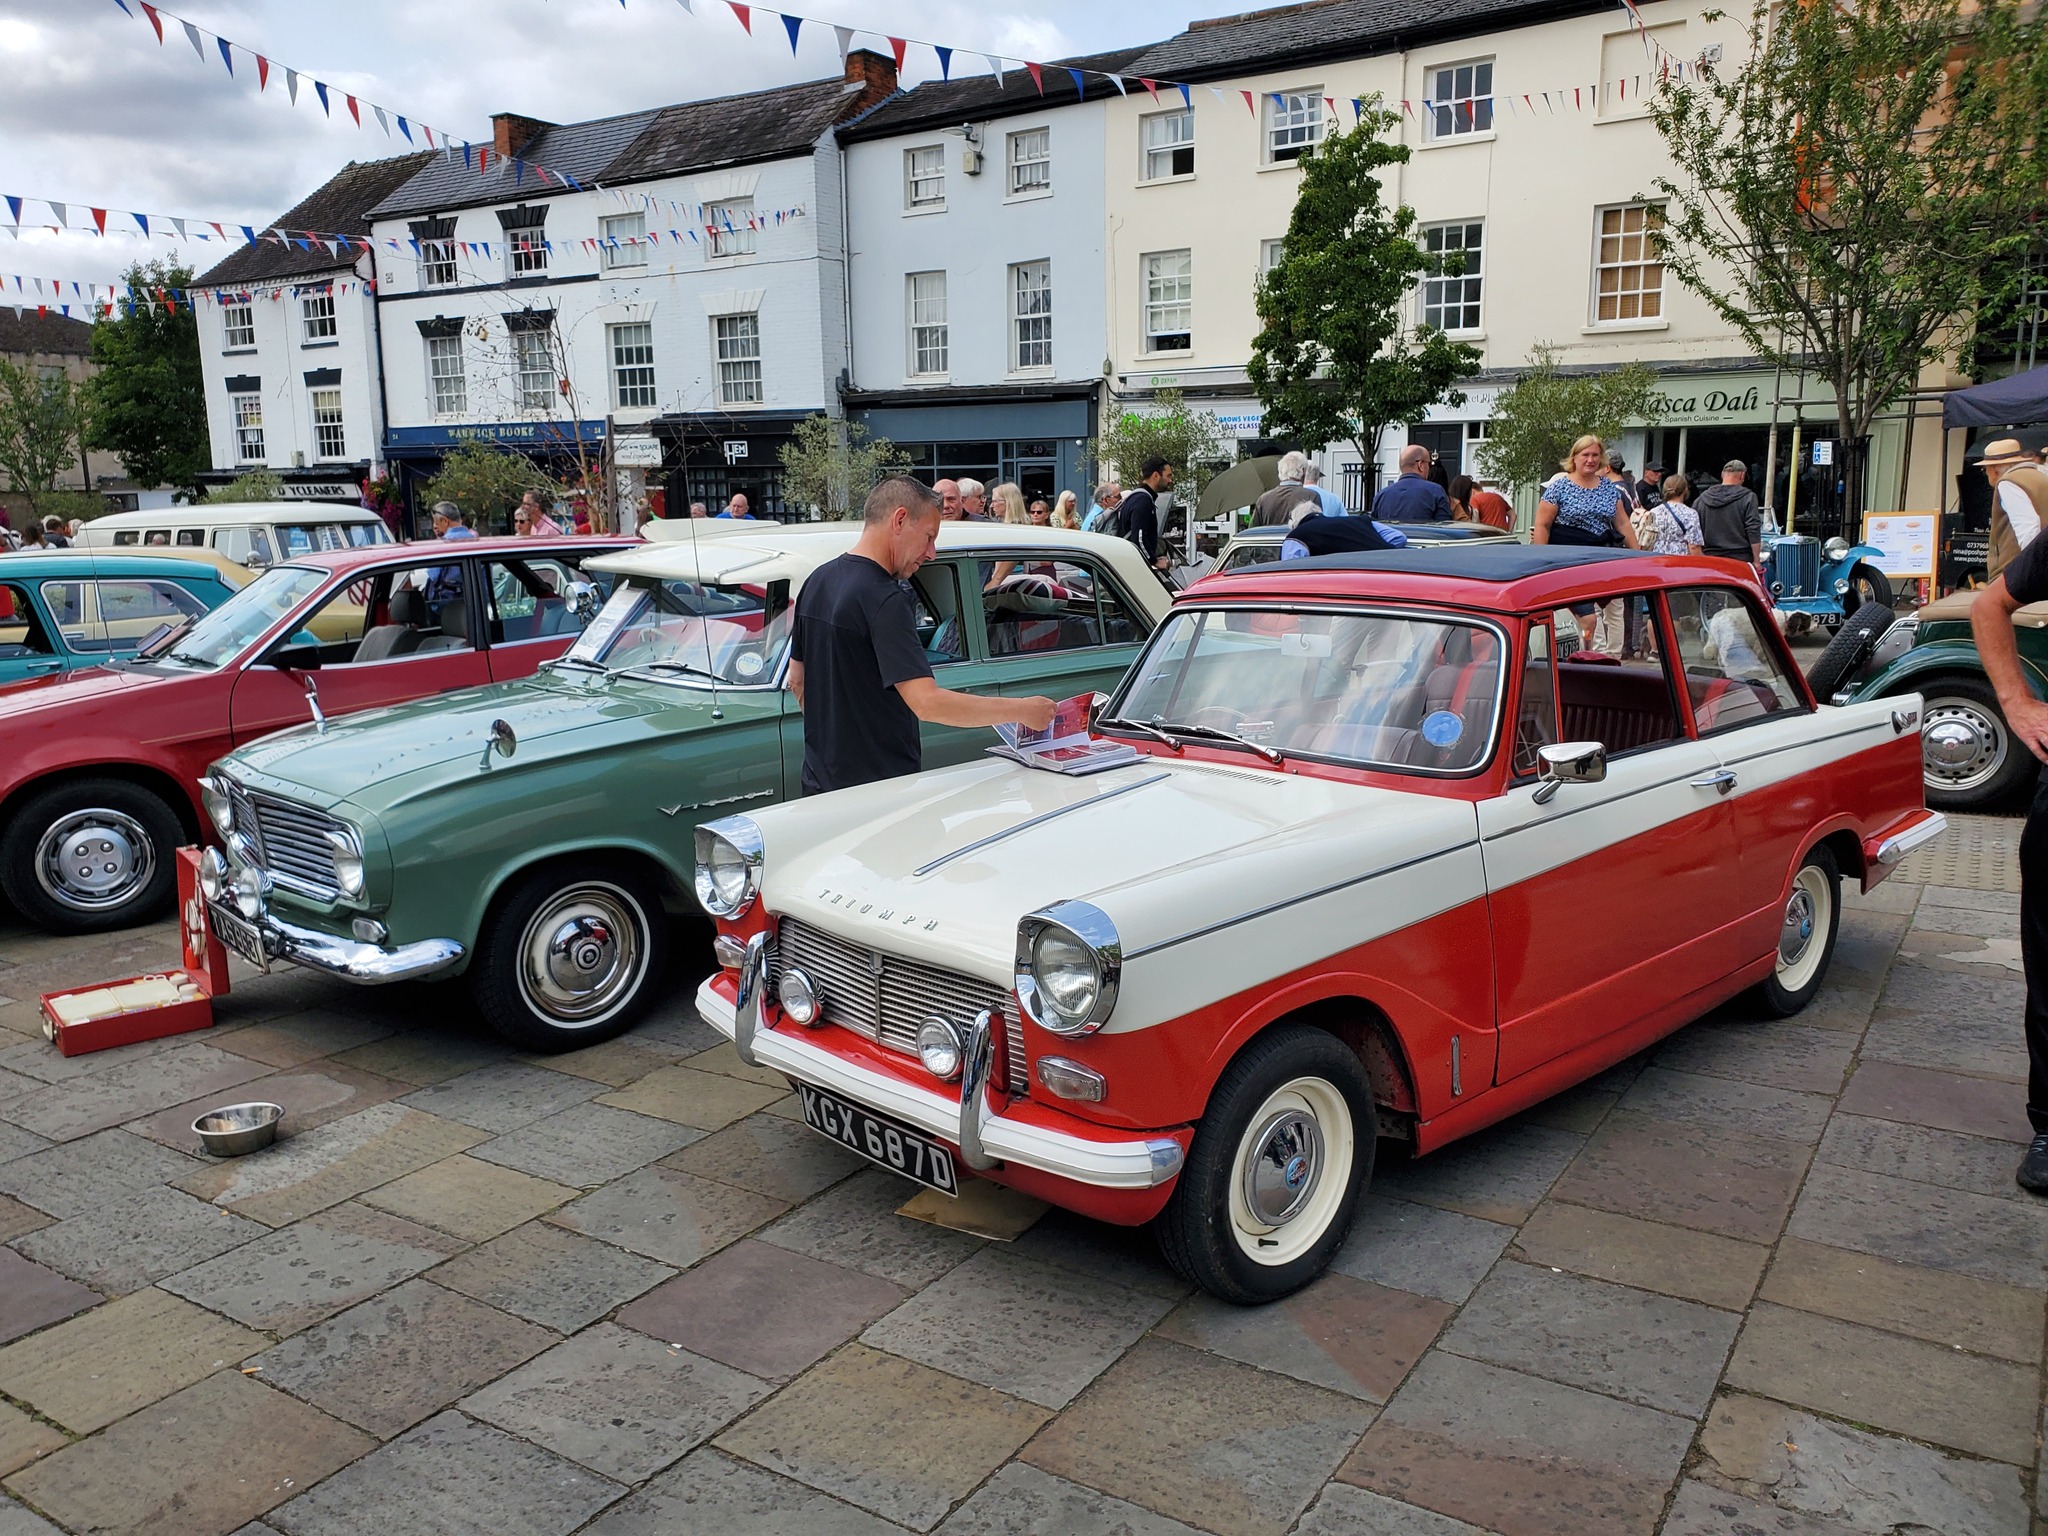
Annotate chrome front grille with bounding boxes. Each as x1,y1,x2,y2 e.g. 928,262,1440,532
1771,535,1821,597
772,916,1028,1096
227,781,344,900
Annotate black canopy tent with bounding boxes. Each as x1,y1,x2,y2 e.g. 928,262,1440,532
1935,365,2048,588
1943,363,2048,429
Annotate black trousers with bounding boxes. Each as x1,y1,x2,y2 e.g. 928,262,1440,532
2021,771,2048,1134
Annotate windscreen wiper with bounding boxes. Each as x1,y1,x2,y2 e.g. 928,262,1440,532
1096,715,1183,753
628,660,723,681
546,655,611,676
1151,719,1285,765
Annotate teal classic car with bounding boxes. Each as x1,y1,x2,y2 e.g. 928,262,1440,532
200,521,1170,1048
0,549,248,685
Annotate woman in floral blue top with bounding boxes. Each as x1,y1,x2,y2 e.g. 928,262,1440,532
1535,435,1640,653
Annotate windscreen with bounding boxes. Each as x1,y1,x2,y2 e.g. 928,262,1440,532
566,577,789,686
149,565,325,670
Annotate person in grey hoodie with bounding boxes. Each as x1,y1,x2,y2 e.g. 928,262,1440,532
1694,460,1763,566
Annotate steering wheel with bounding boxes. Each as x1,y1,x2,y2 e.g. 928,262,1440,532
1184,706,1243,732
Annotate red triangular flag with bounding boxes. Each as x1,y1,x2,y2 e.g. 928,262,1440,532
91,208,107,235
256,55,269,90
1241,89,1256,115
1140,77,1159,101
346,94,361,125
1026,61,1044,94
728,2,751,32
476,146,490,174
138,2,163,41
888,36,907,72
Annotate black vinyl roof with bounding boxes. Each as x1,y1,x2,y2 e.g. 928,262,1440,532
1282,546,1654,581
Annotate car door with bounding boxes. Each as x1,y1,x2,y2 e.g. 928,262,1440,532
227,558,493,745
0,578,66,683
1478,595,1748,1083
986,554,1156,708
480,549,622,682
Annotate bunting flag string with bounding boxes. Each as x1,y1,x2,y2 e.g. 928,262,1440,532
0,270,375,321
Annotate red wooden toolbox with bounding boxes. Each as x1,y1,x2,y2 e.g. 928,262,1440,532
39,848,234,1057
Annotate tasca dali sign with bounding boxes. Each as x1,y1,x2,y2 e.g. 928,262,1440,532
1641,384,1764,423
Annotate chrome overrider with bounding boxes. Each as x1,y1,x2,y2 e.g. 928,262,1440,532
196,843,465,985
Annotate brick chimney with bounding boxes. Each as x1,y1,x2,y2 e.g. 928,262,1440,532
841,48,898,117
491,113,554,159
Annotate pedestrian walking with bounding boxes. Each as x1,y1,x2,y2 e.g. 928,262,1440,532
41,517,70,549
1026,498,1054,526
1302,462,1347,517
1084,482,1122,533
1051,490,1081,530
1371,445,1453,522
1695,460,1764,566
788,476,1055,795
1534,435,1640,653
1116,458,1174,574
1603,451,1640,513
517,491,563,536
1452,476,1514,530
717,493,755,521
1641,474,1704,556
1980,438,2048,578
1252,452,1321,527
1635,461,1667,509
689,501,709,518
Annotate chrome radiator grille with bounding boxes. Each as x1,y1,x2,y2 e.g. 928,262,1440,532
1772,535,1821,597
227,780,345,900
771,916,1029,1097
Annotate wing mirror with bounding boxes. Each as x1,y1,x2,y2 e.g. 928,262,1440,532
265,641,321,671
566,581,600,622
1532,741,1607,804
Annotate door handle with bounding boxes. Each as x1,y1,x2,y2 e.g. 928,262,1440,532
1690,770,1738,795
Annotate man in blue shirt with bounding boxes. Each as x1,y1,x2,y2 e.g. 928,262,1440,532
1371,445,1452,521
426,501,474,608
1302,462,1347,516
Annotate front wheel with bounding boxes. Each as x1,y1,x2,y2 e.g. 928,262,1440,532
1920,677,2035,811
1155,1024,1376,1304
470,860,667,1051
1748,844,1841,1018
0,777,184,934
1847,563,1894,615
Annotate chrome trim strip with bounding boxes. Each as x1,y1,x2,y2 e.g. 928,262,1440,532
1875,812,1949,866
696,978,1183,1189
913,773,1170,877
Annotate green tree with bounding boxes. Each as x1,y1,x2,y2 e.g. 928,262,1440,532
203,469,286,504
1476,347,1661,493
779,414,912,520
1650,0,2048,517
0,358,86,517
1095,389,1227,497
1248,101,1480,472
421,443,553,534
86,259,208,494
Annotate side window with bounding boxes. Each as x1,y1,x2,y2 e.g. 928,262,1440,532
176,529,205,547
1513,621,1559,777
1666,588,1803,732
0,583,55,656
910,563,967,664
46,580,207,652
1555,592,1686,756
212,526,274,565
289,564,463,665
486,557,609,645
983,559,1148,657
41,581,84,632
111,530,140,546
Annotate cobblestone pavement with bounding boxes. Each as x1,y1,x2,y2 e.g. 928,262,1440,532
0,815,2037,1535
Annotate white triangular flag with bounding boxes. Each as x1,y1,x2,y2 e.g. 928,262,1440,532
171,216,186,239
833,25,852,63
48,202,66,227
987,54,1004,86
374,105,389,135
181,20,204,59
286,68,299,103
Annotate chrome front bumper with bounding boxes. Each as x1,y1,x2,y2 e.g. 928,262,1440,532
260,912,465,984
1874,811,1949,867
700,972,1183,1191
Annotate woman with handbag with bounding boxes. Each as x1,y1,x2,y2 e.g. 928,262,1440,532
1534,434,1640,653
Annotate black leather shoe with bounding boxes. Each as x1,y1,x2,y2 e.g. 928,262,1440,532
2018,1135,2048,1194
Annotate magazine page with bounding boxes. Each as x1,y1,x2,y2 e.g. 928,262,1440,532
988,694,1142,776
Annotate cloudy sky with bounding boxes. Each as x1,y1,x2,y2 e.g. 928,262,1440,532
3,0,1203,294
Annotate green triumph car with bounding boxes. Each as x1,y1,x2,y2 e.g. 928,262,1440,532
198,521,1170,1049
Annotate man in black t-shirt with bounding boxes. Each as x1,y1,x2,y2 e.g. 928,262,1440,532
1115,457,1175,573
1975,537,2048,1191
789,477,1055,795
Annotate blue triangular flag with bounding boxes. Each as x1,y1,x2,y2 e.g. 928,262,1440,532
1177,83,1191,109
935,45,952,80
514,158,525,185
4,196,19,224
397,116,412,142
781,12,801,53
314,80,330,115
242,225,258,245
1068,68,1086,96
217,37,233,75
133,212,149,235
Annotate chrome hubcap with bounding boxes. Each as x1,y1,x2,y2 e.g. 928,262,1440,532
1922,699,2004,792
517,884,645,1025
1779,889,1816,968
34,809,155,912
1241,1109,1324,1227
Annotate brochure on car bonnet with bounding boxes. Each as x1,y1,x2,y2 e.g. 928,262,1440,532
988,693,1143,776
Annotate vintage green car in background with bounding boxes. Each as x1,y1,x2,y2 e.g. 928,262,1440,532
199,521,1170,1048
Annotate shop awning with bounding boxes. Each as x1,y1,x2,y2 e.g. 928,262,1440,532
1943,364,2048,429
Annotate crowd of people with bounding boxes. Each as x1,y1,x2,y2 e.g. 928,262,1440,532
0,512,80,551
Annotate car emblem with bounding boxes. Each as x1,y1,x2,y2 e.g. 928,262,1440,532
1284,1155,1310,1190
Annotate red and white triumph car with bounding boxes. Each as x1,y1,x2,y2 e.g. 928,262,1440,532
692,546,1940,1302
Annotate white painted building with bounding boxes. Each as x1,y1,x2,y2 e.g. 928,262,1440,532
364,54,896,529
193,153,432,505
838,50,1143,502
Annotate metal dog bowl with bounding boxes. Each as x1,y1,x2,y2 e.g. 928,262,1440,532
192,1102,283,1157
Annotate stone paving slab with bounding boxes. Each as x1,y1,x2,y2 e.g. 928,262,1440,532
1650,1020,1859,1096
1816,1111,2032,1203
595,1064,788,1132
3,1371,374,1536
266,1410,624,1536
1760,1235,2045,1363
0,1402,64,1481
1785,1159,2048,1289
1155,1272,1452,1402
1836,1059,2032,1143
209,1010,396,1069
0,1196,48,1245
544,1164,787,1268
0,1042,270,1143
123,1064,414,1156
1616,1066,1836,1144
582,1447,910,1535
1293,1483,1492,1536
1658,1480,1868,1536
938,1463,1208,1536
1550,1111,1811,1243
12,1184,261,1297
427,1220,675,1335
467,1102,701,1188
0,1125,49,1167
1329,1197,1513,1305
1025,1337,1375,1536
0,1128,203,1219
758,1167,987,1289
1509,1201,1768,1312
661,1110,869,1204
1368,1122,1583,1225
327,1030,511,1088
462,1322,770,1484
398,1062,602,1135
1862,967,2031,1081
254,1278,556,1439
0,1286,267,1434
356,1154,578,1244
721,1343,1051,1532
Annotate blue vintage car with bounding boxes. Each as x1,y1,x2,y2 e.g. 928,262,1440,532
1761,530,1892,627
0,550,248,686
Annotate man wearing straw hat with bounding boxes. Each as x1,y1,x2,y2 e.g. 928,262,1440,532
1982,437,2048,581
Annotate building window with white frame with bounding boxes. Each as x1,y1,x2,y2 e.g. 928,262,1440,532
426,334,467,416
514,329,555,411
1260,239,1286,275
1593,202,1666,323
232,393,265,463
601,212,647,271
1265,91,1324,163
907,272,948,377
905,145,945,210
610,322,657,410
1011,261,1052,372
714,314,762,405
1143,250,1192,352
1421,221,1484,332
507,230,548,279
1007,127,1051,196
421,238,458,289
300,291,337,343
1141,109,1195,181
1427,59,1494,140
222,303,254,350
310,388,346,460
707,200,755,259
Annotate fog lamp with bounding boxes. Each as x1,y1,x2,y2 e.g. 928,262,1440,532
352,917,388,945
197,846,227,902
1833,578,1850,595
777,966,822,1026
917,1017,964,1081
230,864,265,922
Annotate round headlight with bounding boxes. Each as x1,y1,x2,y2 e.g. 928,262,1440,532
777,966,822,1026
325,830,365,900
1016,901,1122,1037
200,777,234,837
1033,927,1101,1020
917,1017,963,1081
1824,537,1850,562
197,846,227,902
692,817,763,918
230,865,264,921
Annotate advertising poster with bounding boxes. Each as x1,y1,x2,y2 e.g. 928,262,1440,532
1861,513,1937,579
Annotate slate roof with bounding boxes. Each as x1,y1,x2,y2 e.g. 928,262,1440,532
197,152,435,287
1125,0,1612,81
367,108,664,222
0,309,94,358
838,47,1154,142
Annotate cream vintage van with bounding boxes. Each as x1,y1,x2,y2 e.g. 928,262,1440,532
76,503,394,567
